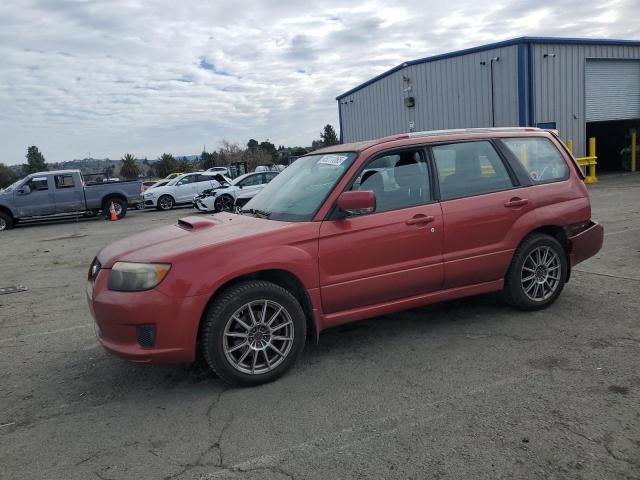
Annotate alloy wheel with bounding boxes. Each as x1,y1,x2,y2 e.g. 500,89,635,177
223,300,294,375
521,246,561,301
216,195,234,212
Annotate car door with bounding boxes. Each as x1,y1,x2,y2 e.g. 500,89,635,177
173,175,197,203
237,173,263,199
431,140,535,289
318,148,444,314
13,175,56,216
53,173,84,213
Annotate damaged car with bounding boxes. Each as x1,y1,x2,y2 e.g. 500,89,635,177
193,171,278,212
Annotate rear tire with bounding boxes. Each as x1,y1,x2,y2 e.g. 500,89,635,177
102,197,127,219
503,233,567,311
200,280,307,387
0,212,13,231
157,195,174,211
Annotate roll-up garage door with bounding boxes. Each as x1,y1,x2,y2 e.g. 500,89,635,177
585,60,640,122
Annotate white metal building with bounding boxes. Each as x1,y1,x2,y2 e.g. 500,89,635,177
337,37,640,169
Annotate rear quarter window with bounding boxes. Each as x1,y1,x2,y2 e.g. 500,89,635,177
502,138,569,184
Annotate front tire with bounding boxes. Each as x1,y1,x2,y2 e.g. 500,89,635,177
157,195,175,211
201,280,307,386
214,194,234,212
503,233,567,310
0,212,14,231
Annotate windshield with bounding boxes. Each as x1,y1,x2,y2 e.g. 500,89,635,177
2,179,23,192
243,152,357,222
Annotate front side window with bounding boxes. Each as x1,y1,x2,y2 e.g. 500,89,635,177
26,177,49,191
239,174,262,187
350,149,430,213
244,152,357,222
433,141,514,200
55,175,75,189
176,175,195,186
502,138,569,183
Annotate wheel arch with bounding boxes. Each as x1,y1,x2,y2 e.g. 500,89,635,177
515,225,571,281
0,204,15,220
196,268,318,356
101,193,127,208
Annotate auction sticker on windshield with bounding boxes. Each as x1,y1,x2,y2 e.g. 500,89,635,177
318,155,349,166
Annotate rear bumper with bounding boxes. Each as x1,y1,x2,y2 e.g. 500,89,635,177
568,221,604,267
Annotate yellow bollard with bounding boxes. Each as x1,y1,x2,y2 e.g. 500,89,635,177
585,137,598,184
631,130,637,173
566,139,573,153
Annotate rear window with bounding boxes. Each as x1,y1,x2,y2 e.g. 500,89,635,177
55,174,75,189
502,138,569,183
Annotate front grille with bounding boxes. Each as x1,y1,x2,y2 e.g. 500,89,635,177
137,325,156,348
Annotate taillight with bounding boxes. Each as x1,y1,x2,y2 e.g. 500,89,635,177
565,221,593,237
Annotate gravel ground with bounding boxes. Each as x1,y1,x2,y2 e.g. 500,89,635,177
0,173,639,480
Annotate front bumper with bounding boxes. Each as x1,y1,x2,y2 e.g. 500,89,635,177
87,270,210,363
568,221,604,267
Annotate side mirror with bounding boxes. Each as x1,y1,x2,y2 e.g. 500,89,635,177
337,191,375,217
18,185,31,195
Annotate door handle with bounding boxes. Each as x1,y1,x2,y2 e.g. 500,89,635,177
406,215,435,225
504,198,528,208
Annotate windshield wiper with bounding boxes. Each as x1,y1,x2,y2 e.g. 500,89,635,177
239,208,271,219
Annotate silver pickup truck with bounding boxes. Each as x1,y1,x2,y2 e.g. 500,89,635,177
0,170,143,231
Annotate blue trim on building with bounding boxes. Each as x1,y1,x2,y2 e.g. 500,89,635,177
336,36,640,100
517,44,526,127
527,43,536,127
338,101,344,144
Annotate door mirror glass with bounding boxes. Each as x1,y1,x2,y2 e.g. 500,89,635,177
337,191,375,216
18,185,31,195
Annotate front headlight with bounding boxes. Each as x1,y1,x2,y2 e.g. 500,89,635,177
107,262,171,291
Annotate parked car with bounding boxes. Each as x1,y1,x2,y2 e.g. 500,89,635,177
142,180,160,191
164,173,184,180
87,128,603,386
143,172,231,210
193,171,279,212
206,167,229,176
254,164,286,173
0,170,142,230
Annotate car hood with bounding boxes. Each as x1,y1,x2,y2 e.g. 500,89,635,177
97,212,292,267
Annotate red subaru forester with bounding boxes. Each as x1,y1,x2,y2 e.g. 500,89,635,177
87,128,603,386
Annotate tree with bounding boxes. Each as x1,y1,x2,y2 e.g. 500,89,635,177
155,153,177,178
200,151,218,170
177,157,194,173
25,146,47,174
320,124,339,147
120,153,141,179
0,163,19,189
247,139,259,151
259,140,278,161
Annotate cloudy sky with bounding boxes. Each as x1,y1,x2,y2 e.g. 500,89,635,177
1,0,639,165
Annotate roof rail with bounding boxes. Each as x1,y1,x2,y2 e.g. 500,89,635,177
406,127,542,138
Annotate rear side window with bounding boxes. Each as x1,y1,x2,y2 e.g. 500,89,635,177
432,141,514,200
502,138,568,183
239,174,262,187
55,174,75,189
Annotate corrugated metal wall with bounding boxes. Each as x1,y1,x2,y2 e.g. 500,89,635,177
339,45,520,143
340,41,640,158
532,43,640,156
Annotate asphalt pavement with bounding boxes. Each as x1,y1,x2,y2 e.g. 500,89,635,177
0,174,638,480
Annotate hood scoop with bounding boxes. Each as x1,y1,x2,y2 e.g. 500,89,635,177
177,216,220,231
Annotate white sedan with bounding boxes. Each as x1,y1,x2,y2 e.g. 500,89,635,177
144,172,231,211
193,171,278,212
